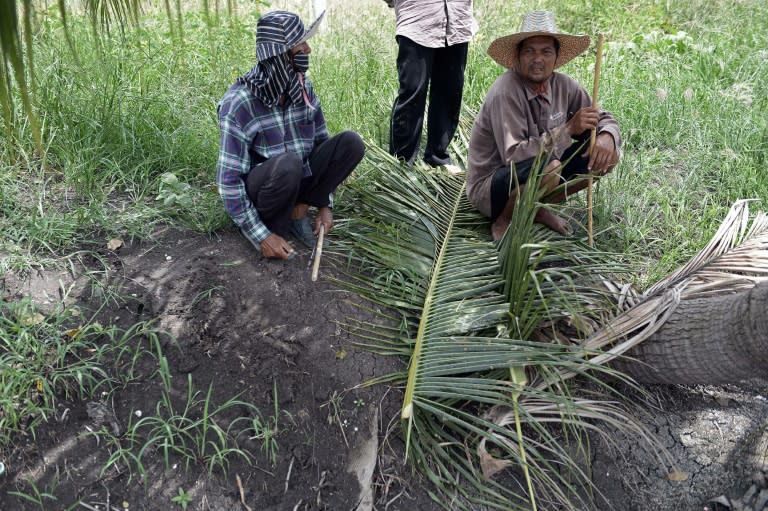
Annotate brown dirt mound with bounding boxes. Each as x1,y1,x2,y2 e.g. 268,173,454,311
1,226,766,510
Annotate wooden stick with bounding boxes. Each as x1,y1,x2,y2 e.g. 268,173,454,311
311,224,325,282
236,474,253,511
587,33,605,248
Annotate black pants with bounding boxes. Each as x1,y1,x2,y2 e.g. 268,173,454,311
490,139,590,221
389,36,468,167
245,131,365,236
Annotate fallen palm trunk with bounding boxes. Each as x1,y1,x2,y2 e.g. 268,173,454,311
551,200,768,387
614,280,768,384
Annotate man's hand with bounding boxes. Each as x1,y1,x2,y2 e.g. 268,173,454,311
260,233,295,260
566,105,600,137
314,206,333,235
586,132,619,175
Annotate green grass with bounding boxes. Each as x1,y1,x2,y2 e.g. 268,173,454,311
96,338,264,485
2,0,764,280
7,479,59,510
0,296,155,449
0,275,184,459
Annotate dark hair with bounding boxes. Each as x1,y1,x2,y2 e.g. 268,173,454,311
517,36,560,56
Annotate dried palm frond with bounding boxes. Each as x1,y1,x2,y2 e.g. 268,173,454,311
646,200,768,298
547,200,768,382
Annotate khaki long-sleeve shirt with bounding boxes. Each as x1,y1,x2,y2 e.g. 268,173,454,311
467,70,621,217
393,0,477,48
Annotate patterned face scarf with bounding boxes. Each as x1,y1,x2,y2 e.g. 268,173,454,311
292,53,309,73
238,54,310,108
236,11,315,109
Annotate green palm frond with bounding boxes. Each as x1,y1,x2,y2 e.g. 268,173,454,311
1,0,41,156
333,126,672,508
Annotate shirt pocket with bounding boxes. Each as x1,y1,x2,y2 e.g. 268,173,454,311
548,111,566,131
254,127,284,156
295,122,316,157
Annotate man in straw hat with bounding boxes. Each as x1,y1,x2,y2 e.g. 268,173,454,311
467,10,620,240
217,10,365,260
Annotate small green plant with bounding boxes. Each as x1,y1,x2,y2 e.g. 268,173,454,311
99,339,259,484
156,172,194,209
171,487,193,509
249,380,281,466
320,390,348,447
153,172,229,232
8,479,58,509
188,285,225,310
0,298,130,449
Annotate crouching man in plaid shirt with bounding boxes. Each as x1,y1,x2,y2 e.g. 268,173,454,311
217,10,365,260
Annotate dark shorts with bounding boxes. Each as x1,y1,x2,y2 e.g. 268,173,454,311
489,140,590,221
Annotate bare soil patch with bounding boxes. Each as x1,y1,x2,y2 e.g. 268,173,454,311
1,226,766,510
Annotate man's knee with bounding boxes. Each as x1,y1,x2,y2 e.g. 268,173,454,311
338,131,365,162
275,152,304,183
541,173,561,191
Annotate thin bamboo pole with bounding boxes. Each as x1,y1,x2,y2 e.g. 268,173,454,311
311,224,325,281
587,34,605,248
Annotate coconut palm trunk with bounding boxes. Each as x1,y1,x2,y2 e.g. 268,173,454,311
615,281,768,384
559,199,768,389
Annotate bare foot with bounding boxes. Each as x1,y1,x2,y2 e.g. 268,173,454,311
442,164,465,175
534,208,572,235
491,216,510,241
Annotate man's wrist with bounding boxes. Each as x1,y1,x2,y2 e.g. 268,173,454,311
598,131,617,150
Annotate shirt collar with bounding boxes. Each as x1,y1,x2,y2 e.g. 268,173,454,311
518,73,552,102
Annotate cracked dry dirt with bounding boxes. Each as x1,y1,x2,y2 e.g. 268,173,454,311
1,226,767,510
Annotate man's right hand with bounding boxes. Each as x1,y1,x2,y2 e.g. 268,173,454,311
566,105,600,137
260,233,295,260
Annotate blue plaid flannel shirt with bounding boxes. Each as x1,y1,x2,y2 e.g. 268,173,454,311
216,78,329,246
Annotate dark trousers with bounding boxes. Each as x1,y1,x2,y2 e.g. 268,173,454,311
245,131,365,236
389,36,468,167
490,139,590,221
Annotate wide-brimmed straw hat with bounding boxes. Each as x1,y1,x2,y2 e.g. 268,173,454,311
487,10,590,69
255,10,325,62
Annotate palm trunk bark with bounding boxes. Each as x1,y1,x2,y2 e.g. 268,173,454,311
613,282,768,384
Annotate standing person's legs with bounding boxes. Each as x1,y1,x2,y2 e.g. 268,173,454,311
245,152,303,237
389,36,433,165
424,42,468,167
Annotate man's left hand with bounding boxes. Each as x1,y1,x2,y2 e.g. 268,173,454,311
314,206,333,235
586,133,619,176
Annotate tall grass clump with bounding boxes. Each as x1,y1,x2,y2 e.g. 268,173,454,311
2,6,260,269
